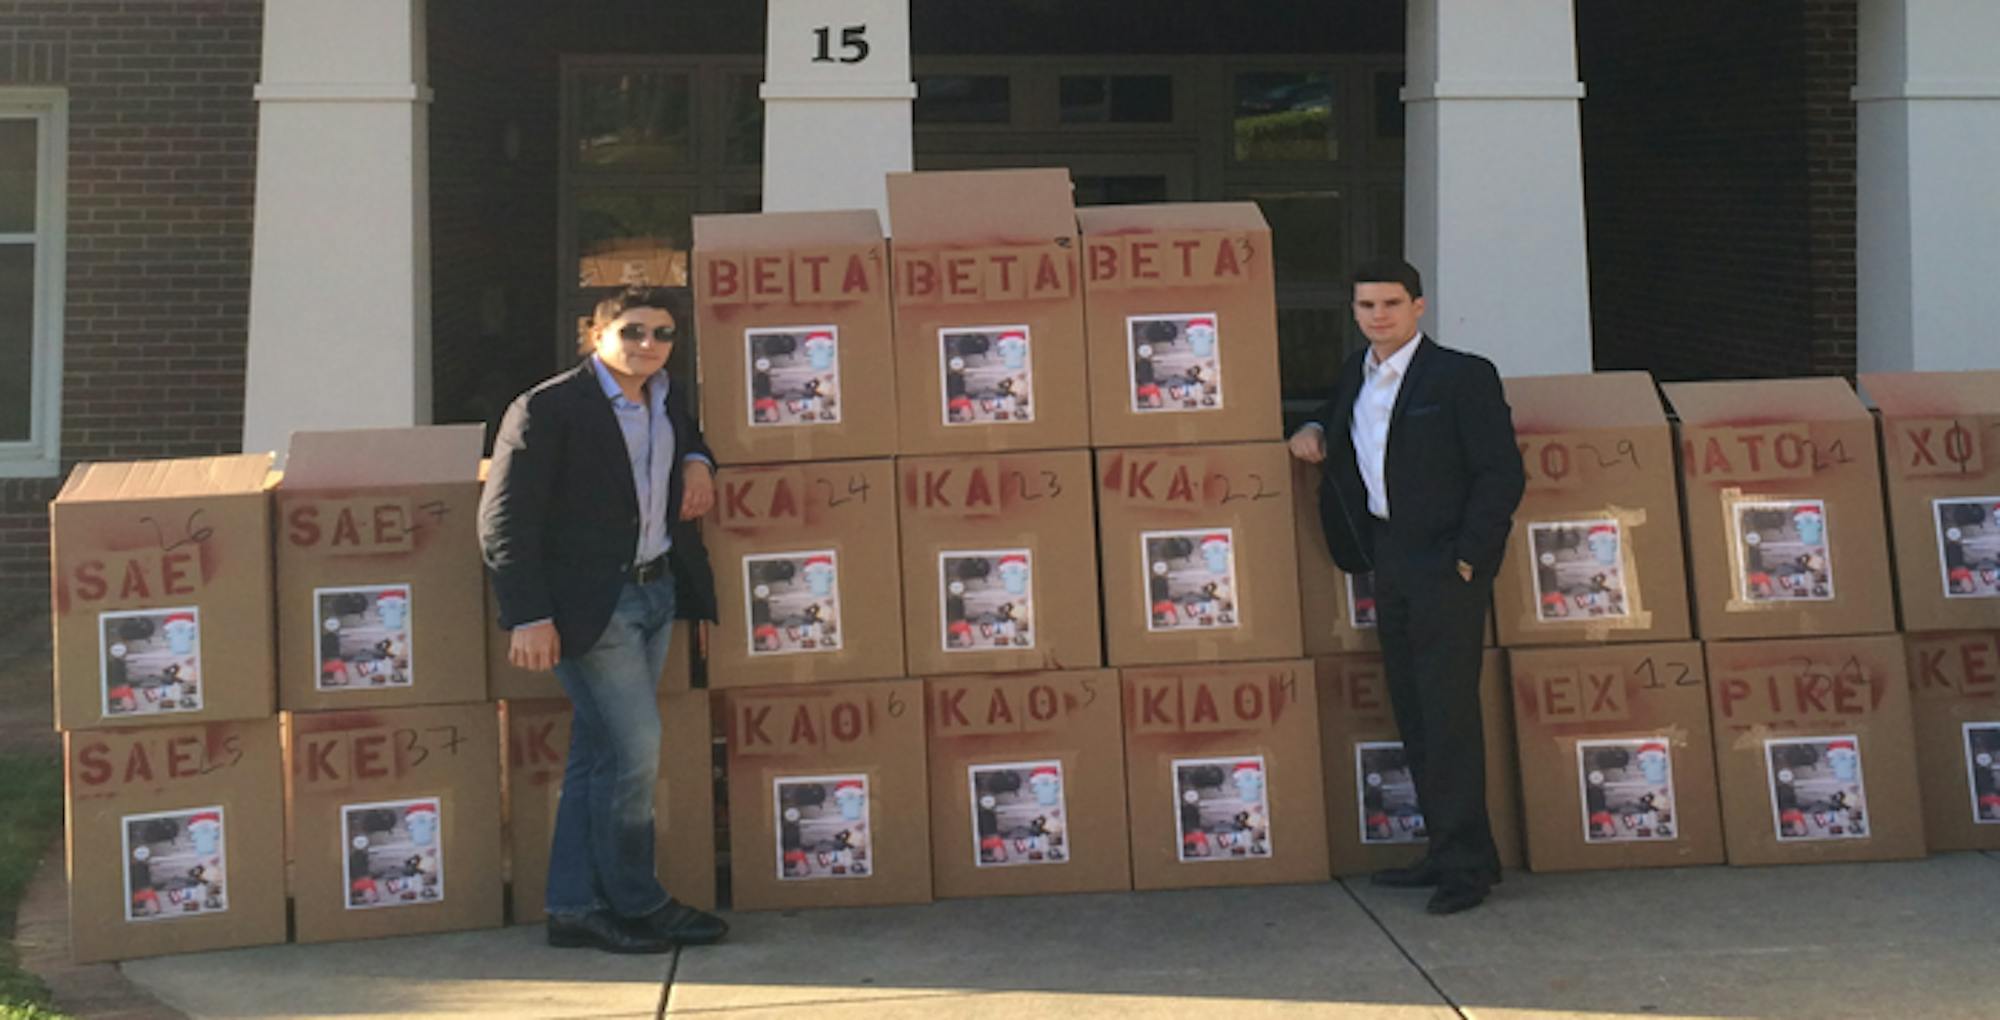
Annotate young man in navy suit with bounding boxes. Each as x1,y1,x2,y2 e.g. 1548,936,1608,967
1290,259,1525,914
480,287,729,952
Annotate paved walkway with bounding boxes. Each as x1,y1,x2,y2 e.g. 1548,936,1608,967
54,850,1998,1019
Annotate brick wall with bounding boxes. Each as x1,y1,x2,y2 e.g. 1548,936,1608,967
0,0,262,600
1579,1,1857,381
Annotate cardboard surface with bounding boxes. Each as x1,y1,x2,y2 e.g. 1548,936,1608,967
1121,660,1328,890
1077,203,1282,447
1704,634,1926,866
724,679,932,910
1861,371,2000,632
885,169,1090,454
1314,651,1523,877
1293,459,1382,655
897,450,1101,676
51,455,277,730
503,691,718,922
275,427,488,711
1096,442,1304,666
705,459,904,687
1508,642,1725,872
1901,631,2000,851
1497,373,1692,647
485,576,693,700
1664,379,1896,640
286,703,503,943
64,719,287,963
694,210,899,463
925,670,1130,898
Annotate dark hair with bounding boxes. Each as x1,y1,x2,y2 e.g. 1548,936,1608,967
1349,258,1424,300
576,286,691,355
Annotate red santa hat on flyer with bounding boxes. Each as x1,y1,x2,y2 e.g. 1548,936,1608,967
804,555,834,569
1232,761,1263,781
833,779,864,797
1825,739,1857,754
804,330,833,344
1792,506,1823,523
1184,317,1215,331
998,329,1026,343
163,611,196,626
1637,742,1668,757
187,811,221,828
1202,533,1231,550
1030,765,1060,783
998,553,1029,569
403,803,439,823
380,587,409,599
1587,524,1617,540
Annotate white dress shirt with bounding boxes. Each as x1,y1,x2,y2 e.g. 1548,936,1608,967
1348,334,1423,520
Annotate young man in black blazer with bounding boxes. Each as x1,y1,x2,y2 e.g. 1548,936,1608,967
479,287,729,953
1290,259,1525,914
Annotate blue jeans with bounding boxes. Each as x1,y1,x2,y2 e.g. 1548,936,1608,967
547,574,676,918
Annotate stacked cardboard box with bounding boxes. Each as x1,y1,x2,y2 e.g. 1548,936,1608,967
1864,371,2000,851
1665,378,1920,866
50,455,288,961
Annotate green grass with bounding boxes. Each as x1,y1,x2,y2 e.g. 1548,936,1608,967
0,752,65,1019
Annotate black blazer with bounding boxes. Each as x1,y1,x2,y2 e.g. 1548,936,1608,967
479,361,719,658
1311,336,1525,582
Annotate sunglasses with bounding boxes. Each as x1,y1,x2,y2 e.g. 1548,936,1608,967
617,323,678,343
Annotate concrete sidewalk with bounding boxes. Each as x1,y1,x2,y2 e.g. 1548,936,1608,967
97,851,1999,1020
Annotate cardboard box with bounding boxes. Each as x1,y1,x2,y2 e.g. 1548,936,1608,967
1293,460,1381,655
1663,379,1896,640
1902,631,2000,851
51,455,277,731
897,450,1101,676
504,692,718,922
1508,642,1725,871
64,719,287,963
1497,373,1692,647
724,679,931,910
925,669,1130,898
1861,371,2000,632
1077,203,1282,447
693,210,899,463
1705,634,1926,865
885,169,1090,454
706,459,903,687
1122,660,1327,890
1315,651,1522,876
1097,442,1303,666
287,703,503,942
485,577,693,700
275,427,488,711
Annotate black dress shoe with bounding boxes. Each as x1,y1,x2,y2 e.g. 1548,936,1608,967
1370,860,1442,888
625,899,730,946
548,910,674,954
1425,874,1491,915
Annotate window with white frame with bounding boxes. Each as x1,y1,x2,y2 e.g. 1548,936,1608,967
0,90,66,477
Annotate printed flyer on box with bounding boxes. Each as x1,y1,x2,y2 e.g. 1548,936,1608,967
969,761,1070,868
343,798,444,909
776,774,872,881
1766,736,1868,842
745,551,843,656
1356,741,1426,845
99,607,202,718
747,326,842,427
941,550,1035,652
1966,723,2000,824
1529,520,1633,621
1143,529,1240,632
1128,313,1222,413
1734,500,1834,602
941,326,1034,426
1173,757,1271,862
123,806,228,922
1935,498,2000,599
1577,738,1677,843
314,585,414,689
1347,573,1377,630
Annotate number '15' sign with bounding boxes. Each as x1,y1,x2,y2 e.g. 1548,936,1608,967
766,1,911,84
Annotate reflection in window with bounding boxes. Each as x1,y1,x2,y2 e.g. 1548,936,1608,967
1059,75,1173,124
1074,175,1169,206
573,71,692,170
575,191,693,291
724,74,764,166
1233,72,1337,161
914,75,1011,124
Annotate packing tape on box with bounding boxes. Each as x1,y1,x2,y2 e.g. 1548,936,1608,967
1515,505,1655,638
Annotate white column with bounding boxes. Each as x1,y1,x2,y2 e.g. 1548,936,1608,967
761,0,914,221
242,0,431,456
1855,0,2000,372
1404,0,1592,377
